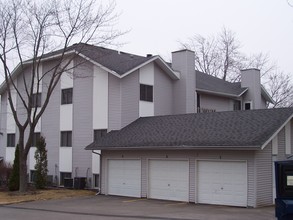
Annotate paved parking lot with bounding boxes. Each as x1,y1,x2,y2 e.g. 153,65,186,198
0,195,275,220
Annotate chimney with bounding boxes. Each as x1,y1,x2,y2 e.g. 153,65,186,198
241,68,262,109
171,49,196,114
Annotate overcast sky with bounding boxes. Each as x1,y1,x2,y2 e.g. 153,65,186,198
115,0,293,76
0,0,292,83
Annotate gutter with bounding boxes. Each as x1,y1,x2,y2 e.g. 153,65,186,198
88,145,261,151
196,88,248,99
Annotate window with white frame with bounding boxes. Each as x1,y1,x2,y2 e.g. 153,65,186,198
244,102,252,110
32,132,41,147
140,84,153,102
61,88,73,104
31,93,42,108
60,131,72,147
7,133,15,147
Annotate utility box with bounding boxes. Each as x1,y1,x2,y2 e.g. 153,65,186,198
275,160,293,220
64,178,73,189
74,177,86,189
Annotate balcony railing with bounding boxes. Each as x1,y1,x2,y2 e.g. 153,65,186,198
197,107,216,113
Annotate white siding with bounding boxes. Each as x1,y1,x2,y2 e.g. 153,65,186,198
59,147,72,172
92,150,100,174
60,104,73,131
6,88,17,133
93,66,108,129
272,136,278,155
5,147,15,164
139,63,154,117
29,147,36,170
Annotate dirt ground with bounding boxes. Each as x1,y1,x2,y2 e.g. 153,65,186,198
0,188,95,205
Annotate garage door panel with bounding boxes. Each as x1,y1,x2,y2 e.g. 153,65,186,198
108,159,141,198
148,160,189,202
198,161,247,207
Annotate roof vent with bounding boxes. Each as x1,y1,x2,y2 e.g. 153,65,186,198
146,54,152,57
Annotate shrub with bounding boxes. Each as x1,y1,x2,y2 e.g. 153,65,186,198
8,145,20,191
0,160,12,187
34,136,48,189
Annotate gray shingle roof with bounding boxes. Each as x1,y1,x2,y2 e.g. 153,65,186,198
43,43,153,75
85,108,293,150
196,71,247,97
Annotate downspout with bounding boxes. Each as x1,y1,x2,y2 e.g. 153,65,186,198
92,150,101,195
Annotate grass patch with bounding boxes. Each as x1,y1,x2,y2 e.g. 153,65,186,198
0,188,95,205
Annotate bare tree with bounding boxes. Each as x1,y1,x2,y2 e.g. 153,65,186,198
181,27,293,108
264,70,293,108
0,0,122,192
181,28,245,81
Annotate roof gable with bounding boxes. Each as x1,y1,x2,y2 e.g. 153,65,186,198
86,108,293,150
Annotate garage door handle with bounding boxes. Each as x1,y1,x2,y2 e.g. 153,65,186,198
221,187,223,190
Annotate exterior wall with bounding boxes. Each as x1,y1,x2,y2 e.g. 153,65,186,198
255,142,273,207
199,93,233,112
0,93,7,160
241,69,262,109
121,70,139,128
59,61,73,173
172,50,196,114
100,149,256,207
277,128,286,161
154,63,173,116
139,62,154,117
108,74,121,131
72,58,93,180
41,60,61,182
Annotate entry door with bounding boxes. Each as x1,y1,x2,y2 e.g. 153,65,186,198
107,159,141,197
148,159,189,202
198,160,247,207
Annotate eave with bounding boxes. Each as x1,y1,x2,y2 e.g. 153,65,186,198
196,88,248,99
85,144,261,151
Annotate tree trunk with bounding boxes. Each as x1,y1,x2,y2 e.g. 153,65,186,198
18,131,28,192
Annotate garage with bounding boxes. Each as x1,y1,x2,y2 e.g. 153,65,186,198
107,159,141,197
148,159,189,202
197,160,247,207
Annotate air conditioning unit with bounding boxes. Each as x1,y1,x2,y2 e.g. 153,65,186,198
64,178,73,188
74,177,86,189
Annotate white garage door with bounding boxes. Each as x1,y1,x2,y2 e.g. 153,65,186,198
148,160,189,202
107,159,141,197
198,160,247,207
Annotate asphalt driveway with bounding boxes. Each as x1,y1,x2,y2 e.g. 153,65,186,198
0,195,275,220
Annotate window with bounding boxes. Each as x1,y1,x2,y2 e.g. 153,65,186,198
32,132,41,146
31,93,42,107
244,102,251,110
93,174,100,188
140,84,153,102
93,129,107,141
60,172,72,186
197,93,201,108
7,133,15,147
60,131,72,147
233,100,241,111
61,88,73,104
